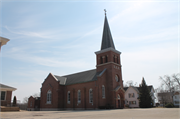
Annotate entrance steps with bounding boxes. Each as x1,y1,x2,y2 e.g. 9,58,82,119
0,106,20,112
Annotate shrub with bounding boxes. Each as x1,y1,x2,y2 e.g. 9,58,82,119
125,104,129,108
99,106,106,109
165,103,174,108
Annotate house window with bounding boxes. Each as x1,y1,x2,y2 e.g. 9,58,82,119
105,56,108,63
102,85,105,98
117,57,119,64
175,96,177,99
47,90,52,104
67,91,70,104
78,90,81,103
129,101,136,105
129,93,135,98
1,91,6,101
89,89,93,103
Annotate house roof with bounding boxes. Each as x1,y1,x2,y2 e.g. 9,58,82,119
123,87,128,91
54,69,105,85
101,15,115,50
0,83,16,91
158,92,172,96
123,85,153,93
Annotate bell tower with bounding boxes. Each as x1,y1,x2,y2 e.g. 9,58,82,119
95,10,124,108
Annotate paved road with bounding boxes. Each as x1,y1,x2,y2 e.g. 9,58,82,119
0,108,179,119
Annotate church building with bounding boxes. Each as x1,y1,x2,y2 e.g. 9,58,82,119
28,13,125,110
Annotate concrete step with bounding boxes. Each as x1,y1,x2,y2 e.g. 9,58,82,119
0,106,20,112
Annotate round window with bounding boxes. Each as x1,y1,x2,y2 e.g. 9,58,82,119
115,75,119,82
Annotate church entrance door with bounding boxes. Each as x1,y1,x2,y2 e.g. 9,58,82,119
117,94,121,108
118,100,120,108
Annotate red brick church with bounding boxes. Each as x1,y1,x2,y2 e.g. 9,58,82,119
28,13,125,111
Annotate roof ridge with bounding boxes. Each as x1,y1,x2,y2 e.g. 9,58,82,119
55,69,96,77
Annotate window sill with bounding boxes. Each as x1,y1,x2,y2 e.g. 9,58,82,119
46,102,51,104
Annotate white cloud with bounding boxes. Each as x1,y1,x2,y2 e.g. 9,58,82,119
110,2,177,25
4,51,90,68
114,25,178,44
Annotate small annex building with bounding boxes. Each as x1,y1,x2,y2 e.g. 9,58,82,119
28,13,125,110
0,83,16,106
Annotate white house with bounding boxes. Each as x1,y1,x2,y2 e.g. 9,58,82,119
124,85,155,108
173,91,179,107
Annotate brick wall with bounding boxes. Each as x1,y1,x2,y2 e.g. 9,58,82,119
1,91,12,106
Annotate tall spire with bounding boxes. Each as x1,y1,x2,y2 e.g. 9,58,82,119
101,10,115,50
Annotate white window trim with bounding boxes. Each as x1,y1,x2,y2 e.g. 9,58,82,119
77,90,81,103
102,85,105,99
46,90,52,104
67,91,70,104
0,91,6,101
89,89,93,104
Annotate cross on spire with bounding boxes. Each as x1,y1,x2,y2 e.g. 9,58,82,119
104,9,106,15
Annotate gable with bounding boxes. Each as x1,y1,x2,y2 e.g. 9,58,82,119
114,85,125,92
125,86,139,94
42,73,58,86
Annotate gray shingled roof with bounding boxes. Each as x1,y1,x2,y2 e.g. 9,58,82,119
55,69,104,85
101,15,115,50
123,87,128,91
0,83,16,90
54,76,67,85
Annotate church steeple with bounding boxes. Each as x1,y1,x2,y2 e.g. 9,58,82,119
101,11,115,50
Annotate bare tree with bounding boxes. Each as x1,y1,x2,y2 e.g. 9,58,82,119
159,75,175,93
172,73,180,90
32,93,40,97
22,92,40,104
124,80,138,87
157,73,180,106
23,97,28,104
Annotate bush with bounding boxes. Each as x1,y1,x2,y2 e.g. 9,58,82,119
99,104,114,109
125,104,129,108
165,103,174,108
99,106,106,109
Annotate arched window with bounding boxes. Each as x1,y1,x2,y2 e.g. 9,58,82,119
117,57,119,64
102,85,105,98
77,90,81,103
105,56,108,63
89,89,93,103
117,94,120,100
115,75,119,82
100,56,103,64
30,101,32,107
47,90,52,104
67,91,70,104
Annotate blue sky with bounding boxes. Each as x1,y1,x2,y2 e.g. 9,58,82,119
0,0,179,102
